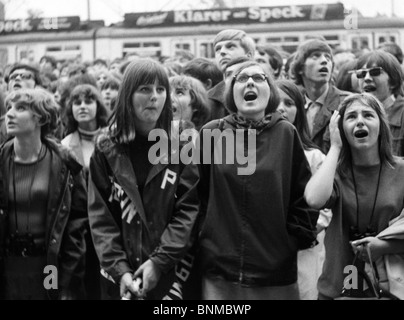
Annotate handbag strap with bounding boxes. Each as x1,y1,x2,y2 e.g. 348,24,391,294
364,243,382,299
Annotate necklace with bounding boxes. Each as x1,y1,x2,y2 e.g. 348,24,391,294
11,143,44,235
350,162,382,235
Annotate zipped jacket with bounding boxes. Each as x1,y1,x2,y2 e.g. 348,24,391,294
0,138,88,299
87,131,200,290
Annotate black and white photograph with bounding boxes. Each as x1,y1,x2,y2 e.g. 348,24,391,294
0,0,403,306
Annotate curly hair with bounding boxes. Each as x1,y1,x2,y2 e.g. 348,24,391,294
5,88,58,138
64,84,109,135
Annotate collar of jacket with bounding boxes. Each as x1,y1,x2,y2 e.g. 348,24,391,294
223,111,285,134
208,81,225,104
101,141,173,229
310,86,350,139
62,131,85,167
0,137,82,243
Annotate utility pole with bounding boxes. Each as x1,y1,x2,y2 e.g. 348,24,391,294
0,1,4,20
87,0,91,21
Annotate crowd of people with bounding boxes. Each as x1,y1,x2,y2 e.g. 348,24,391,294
0,27,404,300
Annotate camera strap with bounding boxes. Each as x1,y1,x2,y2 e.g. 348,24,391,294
350,162,382,234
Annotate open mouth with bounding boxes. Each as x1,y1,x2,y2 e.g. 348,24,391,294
354,130,368,138
13,83,22,89
244,92,258,101
363,85,376,93
319,67,328,73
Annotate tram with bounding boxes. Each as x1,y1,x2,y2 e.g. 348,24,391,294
0,3,403,66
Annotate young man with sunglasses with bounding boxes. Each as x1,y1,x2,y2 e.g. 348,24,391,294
291,39,350,154
356,50,404,156
5,64,42,92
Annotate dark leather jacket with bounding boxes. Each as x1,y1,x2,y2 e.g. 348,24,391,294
88,131,200,288
0,138,88,299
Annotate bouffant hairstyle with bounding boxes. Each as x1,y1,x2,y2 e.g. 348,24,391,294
5,88,58,138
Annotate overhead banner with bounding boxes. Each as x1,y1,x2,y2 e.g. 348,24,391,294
0,16,81,35
124,3,345,28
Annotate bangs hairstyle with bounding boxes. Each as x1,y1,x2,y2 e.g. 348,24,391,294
169,75,210,130
357,50,404,97
213,29,256,57
110,59,172,144
291,39,334,85
225,61,280,115
101,77,121,91
337,93,395,177
65,84,109,135
5,88,58,138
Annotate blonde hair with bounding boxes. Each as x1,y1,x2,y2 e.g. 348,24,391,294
5,88,58,137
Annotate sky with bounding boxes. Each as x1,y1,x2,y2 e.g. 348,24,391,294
2,0,404,26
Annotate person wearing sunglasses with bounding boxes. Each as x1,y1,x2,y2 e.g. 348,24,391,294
196,61,317,300
291,39,350,154
5,64,42,92
356,50,404,156
0,64,44,144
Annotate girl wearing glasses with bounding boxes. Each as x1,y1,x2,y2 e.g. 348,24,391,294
0,88,87,299
305,93,404,300
87,59,200,300
356,50,404,156
196,61,317,300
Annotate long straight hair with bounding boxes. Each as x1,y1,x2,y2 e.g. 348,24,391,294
337,93,396,177
276,80,319,151
109,59,172,145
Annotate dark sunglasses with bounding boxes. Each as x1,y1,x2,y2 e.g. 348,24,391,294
355,67,383,79
9,72,34,81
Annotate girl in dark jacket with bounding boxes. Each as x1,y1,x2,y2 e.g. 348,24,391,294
0,88,87,300
197,61,317,300
88,59,200,300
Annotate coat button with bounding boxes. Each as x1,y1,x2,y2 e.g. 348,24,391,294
62,206,67,211
51,239,57,245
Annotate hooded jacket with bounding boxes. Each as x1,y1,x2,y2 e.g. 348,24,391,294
197,113,317,287
0,138,88,299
